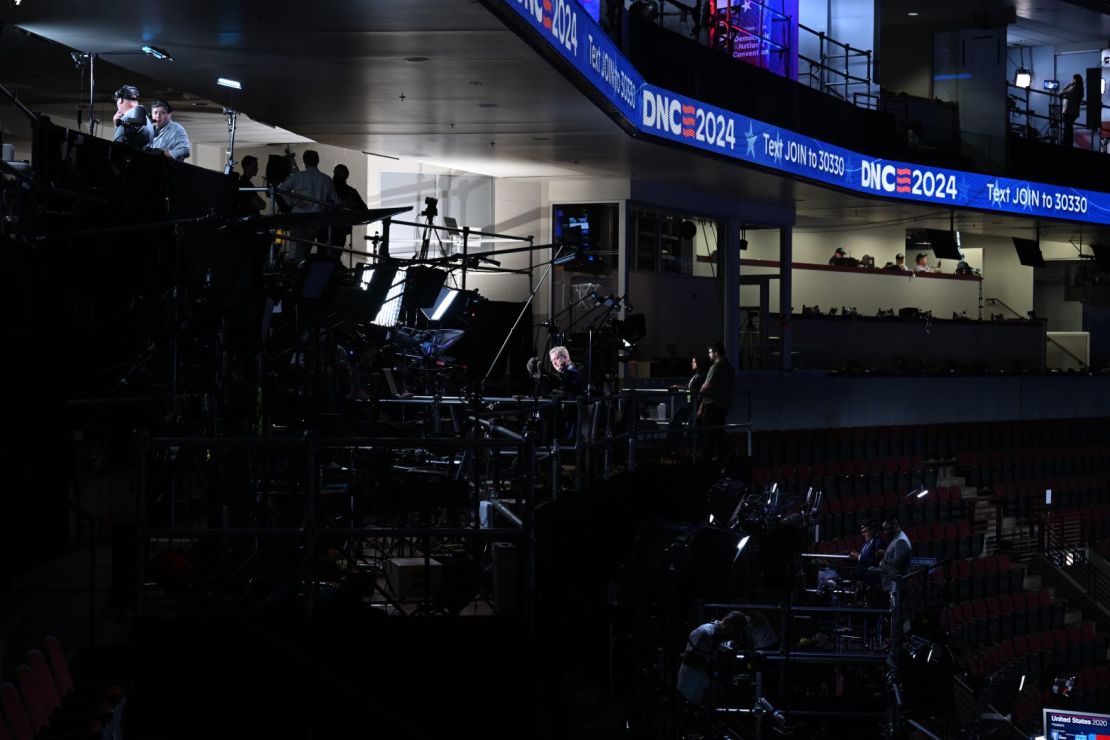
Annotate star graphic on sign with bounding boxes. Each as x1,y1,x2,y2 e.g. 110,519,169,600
741,0,752,10
745,122,757,156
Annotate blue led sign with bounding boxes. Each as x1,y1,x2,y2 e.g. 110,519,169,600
504,0,642,119
502,0,1110,226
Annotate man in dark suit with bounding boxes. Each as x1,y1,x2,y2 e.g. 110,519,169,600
851,520,884,567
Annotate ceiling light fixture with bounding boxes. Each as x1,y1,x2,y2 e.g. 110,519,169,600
906,11,918,16
1014,46,1032,88
141,44,173,61
217,77,242,90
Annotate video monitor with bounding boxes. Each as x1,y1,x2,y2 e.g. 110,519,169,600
1043,707,1110,739
906,228,963,260
553,203,618,274
1012,237,1047,268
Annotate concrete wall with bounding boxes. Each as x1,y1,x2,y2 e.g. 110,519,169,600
728,374,1110,431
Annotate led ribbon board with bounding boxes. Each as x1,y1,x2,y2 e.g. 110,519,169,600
501,0,1110,227
638,83,1107,224
504,0,643,120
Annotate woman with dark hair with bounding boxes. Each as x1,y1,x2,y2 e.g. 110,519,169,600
1061,73,1084,147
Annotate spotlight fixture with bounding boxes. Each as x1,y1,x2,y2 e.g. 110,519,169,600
1014,45,1031,88
217,77,242,90
141,44,173,61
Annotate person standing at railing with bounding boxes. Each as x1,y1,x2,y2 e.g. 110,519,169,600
236,155,266,216
698,342,734,459
330,163,366,254
150,100,191,161
878,517,912,594
1061,73,1083,148
278,149,337,262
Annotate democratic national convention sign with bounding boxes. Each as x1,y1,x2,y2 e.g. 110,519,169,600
504,0,1110,227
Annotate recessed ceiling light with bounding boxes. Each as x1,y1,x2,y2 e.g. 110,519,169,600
217,77,242,90
907,11,919,16
405,56,429,62
478,103,498,108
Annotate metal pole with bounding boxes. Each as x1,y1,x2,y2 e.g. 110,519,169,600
89,54,96,136
779,227,793,371
135,431,149,616
462,226,469,291
304,433,317,618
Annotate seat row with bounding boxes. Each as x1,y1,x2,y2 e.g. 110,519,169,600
992,476,1110,511
957,444,1110,488
753,456,937,499
819,485,970,538
0,635,123,740
813,520,978,561
944,553,1025,602
940,589,1065,649
968,623,1108,683
1012,666,1110,727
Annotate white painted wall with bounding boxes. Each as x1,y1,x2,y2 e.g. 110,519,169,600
743,222,907,265
978,233,1034,317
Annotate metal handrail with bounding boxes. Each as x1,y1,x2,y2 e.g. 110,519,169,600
986,297,1088,369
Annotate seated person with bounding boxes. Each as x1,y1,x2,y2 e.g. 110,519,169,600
885,253,909,272
527,345,585,396
526,346,586,442
828,247,847,265
913,253,934,273
850,520,885,567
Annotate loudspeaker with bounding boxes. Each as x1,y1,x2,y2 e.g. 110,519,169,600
1086,67,1103,130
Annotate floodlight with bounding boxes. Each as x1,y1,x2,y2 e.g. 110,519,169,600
141,45,173,61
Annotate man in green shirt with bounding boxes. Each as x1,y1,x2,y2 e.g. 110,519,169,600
697,342,734,458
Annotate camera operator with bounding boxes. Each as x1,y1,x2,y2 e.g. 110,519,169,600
676,611,749,704
112,85,154,149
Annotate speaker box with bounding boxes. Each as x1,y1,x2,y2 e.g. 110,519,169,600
1086,67,1103,130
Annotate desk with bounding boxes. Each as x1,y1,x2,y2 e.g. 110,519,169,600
740,259,981,319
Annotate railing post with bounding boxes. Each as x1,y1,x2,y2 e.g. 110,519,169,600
303,432,317,618
135,430,150,616
627,390,637,472
575,396,585,491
